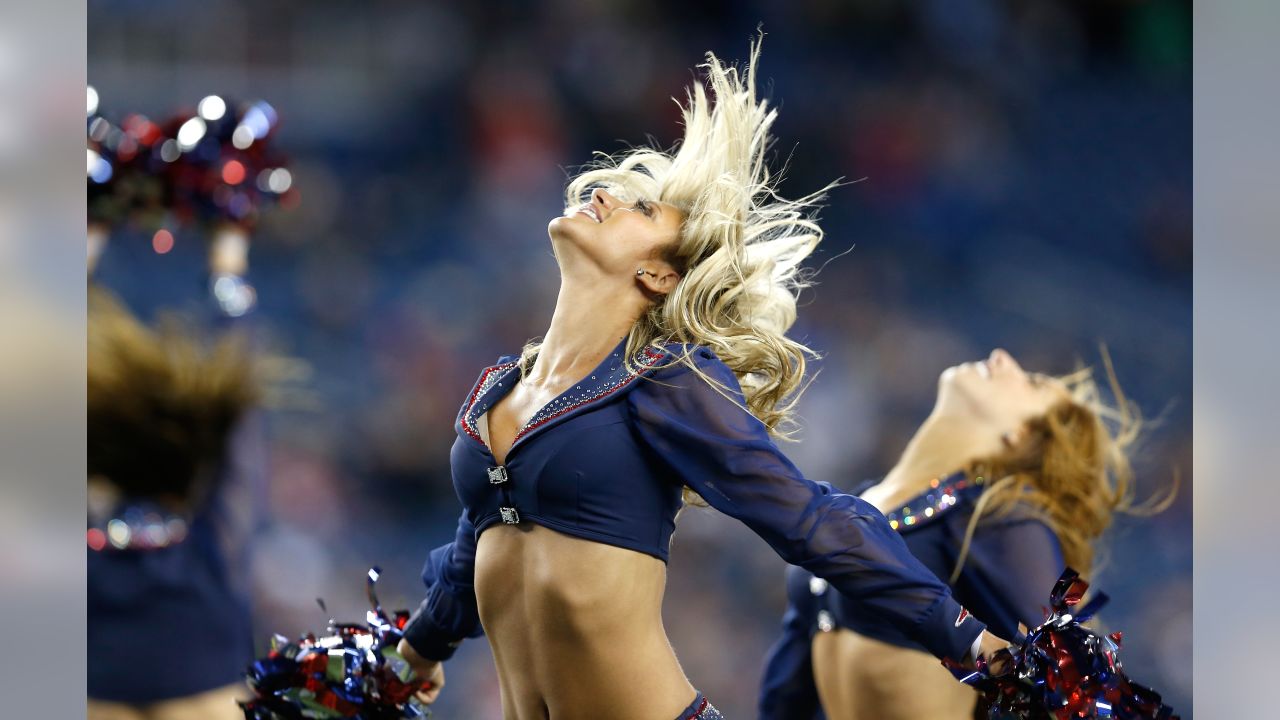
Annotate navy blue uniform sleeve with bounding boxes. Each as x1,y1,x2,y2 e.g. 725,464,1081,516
956,516,1066,640
402,511,484,661
759,565,826,720
628,348,985,662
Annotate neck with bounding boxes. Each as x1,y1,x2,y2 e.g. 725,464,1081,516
532,275,646,384
880,413,1001,496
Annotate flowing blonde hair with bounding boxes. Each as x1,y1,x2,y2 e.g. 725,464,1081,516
950,352,1177,583
521,35,836,438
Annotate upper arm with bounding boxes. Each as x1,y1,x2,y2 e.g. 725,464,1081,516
959,517,1066,635
627,348,845,559
404,511,484,660
423,511,479,590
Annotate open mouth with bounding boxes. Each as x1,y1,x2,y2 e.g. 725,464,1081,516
574,204,601,223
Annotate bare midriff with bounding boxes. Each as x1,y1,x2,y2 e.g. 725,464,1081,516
474,523,698,720
812,629,977,720
87,684,249,720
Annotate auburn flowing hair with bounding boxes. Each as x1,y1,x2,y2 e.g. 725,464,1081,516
87,286,260,504
950,353,1177,582
520,35,835,438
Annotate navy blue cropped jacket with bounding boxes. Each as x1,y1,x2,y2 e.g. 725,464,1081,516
757,474,1066,720
402,342,986,664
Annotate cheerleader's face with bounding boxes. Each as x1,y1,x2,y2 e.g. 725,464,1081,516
936,348,1068,436
548,188,685,294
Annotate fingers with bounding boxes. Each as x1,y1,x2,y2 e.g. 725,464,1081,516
414,662,445,705
396,638,446,704
416,685,441,704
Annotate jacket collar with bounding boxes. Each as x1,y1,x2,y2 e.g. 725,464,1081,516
457,340,668,452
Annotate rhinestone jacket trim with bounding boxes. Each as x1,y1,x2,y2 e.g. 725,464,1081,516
884,472,985,531
459,360,519,445
511,348,666,444
460,348,667,449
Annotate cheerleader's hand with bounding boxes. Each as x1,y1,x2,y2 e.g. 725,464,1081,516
974,631,1014,675
397,638,446,704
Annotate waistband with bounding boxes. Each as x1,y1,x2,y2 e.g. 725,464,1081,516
677,692,723,720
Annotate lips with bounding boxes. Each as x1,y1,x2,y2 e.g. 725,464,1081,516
575,203,601,223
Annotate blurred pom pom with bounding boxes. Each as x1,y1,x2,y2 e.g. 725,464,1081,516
240,567,431,719
88,90,296,309
947,568,1178,719
87,90,294,233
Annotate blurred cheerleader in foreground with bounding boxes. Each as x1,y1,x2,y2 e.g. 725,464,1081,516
87,287,261,720
758,348,1174,720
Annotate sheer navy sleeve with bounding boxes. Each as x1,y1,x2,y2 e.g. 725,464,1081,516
956,515,1066,640
758,565,826,720
628,347,985,662
402,511,484,661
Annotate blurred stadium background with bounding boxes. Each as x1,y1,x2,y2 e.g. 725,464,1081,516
89,1,1191,716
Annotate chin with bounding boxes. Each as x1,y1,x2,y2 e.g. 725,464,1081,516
546,217,573,250
937,365,971,395
935,371,983,413
553,217,605,256
549,213,587,238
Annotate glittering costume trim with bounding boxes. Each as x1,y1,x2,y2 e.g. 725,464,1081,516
512,348,665,443
677,694,723,720
86,503,190,552
460,348,667,449
458,360,519,444
883,471,985,531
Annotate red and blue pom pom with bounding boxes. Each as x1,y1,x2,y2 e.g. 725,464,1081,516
88,88,296,231
240,568,431,720
87,88,296,314
950,568,1178,719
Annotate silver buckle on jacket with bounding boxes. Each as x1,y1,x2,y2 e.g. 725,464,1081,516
817,610,835,633
487,466,509,485
809,577,829,596
499,506,520,525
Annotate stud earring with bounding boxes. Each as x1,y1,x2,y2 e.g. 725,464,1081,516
636,268,656,278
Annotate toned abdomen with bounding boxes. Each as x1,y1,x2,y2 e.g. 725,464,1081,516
475,523,697,720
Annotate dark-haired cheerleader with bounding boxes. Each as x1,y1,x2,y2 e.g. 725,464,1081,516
87,287,262,720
